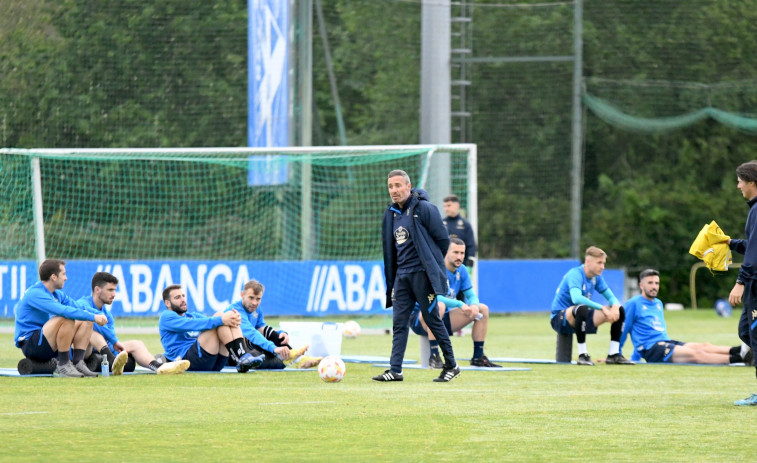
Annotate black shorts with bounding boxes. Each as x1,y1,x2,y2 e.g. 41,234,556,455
20,329,56,361
641,340,685,363
550,308,598,335
184,340,228,372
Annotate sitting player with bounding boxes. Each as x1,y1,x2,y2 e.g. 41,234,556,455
14,259,107,377
550,246,633,365
159,284,263,372
79,272,190,375
620,268,752,365
410,238,501,368
225,280,319,369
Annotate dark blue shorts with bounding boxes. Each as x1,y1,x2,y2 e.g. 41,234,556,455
550,308,598,335
409,309,452,337
20,329,56,361
184,340,228,372
640,340,685,363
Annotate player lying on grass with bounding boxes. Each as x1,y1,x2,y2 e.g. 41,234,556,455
224,280,319,369
78,272,190,375
410,238,501,368
621,269,752,365
14,259,107,378
550,246,633,366
159,284,263,372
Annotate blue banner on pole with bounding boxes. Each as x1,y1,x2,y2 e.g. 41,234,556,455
248,0,289,148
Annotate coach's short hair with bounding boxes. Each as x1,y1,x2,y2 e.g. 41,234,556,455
638,268,660,282
162,284,182,303
450,237,465,246
91,272,118,291
585,246,606,259
444,195,460,203
736,161,757,184
243,280,264,293
387,169,411,184
38,259,65,281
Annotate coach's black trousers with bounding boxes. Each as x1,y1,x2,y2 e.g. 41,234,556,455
389,270,456,373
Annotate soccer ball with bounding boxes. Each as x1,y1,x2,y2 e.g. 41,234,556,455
343,320,361,338
318,356,346,383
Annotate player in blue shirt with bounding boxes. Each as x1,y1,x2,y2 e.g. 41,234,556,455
80,272,190,375
410,238,501,368
620,268,750,365
14,259,107,377
159,284,263,372
550,246,632,366
224,280,316,370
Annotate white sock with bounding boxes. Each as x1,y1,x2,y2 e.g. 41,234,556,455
741,343,751,358
609,341,620,356
577,343,588,355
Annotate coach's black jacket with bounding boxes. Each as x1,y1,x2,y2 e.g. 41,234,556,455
382,188,450,309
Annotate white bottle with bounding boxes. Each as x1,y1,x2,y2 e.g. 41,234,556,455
101,355,110,378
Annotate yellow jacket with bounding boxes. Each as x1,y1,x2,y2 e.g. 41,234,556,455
689,220,732,271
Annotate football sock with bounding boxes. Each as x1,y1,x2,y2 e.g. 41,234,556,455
730,346,742,364
610,306,625,342
225,338,246,363
473,341,484,359
148,360,162,372
608,341,620,356
577,343,588,355
429,340,439,356
100,346,116,364
72,348,85,363
572,305,588,344
57,350,71,365
741,343,751,358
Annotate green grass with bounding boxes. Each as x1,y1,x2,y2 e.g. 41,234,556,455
1,311,756,462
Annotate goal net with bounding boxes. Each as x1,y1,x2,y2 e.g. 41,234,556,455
0,145,476,316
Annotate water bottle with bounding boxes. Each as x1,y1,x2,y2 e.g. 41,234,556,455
101,355,110,377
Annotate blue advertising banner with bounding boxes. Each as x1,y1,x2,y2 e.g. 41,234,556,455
248,0,289,147
1,260,625,318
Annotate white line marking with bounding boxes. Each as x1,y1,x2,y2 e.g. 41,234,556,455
0,411,49,416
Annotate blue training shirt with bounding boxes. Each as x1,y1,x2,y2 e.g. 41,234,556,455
550,265,618,317
14,281,96,347
225,300,277,354
619,294,669,357
158,310,224,361
78,295,119,351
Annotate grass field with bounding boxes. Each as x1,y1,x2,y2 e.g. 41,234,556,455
1,310,756,462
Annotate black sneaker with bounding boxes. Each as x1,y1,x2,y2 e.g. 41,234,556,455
470,356,502,368
605,353,634,365
577,353,594,366
428,353,443,369
433,365,461,382
372,369,403,382
85,352,103,373
743,349,754,366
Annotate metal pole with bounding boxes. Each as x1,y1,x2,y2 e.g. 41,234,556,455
569,0,584,259
31,157,46,265
468,144,478,292
314,0,347,145
295,0,314,259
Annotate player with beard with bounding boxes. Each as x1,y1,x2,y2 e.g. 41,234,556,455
79,272,190,375
410,238,501,368
159,284,263,372
620,268,751,365
224,280,317,369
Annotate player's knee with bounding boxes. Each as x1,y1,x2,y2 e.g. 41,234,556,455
571,305,589,323
479,304,489,318
617,305,625,323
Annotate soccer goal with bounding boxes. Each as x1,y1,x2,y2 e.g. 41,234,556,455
0,144,476,316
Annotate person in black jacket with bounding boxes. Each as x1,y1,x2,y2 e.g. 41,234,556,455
442,194,477,271
373,169,460,383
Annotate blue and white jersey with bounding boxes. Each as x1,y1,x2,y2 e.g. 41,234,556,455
550,265,612,316
225,300,276,353
78,295,119,351
619,294,669,354
14,281,95,347
158,310,223,361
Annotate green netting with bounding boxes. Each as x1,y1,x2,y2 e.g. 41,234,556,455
0,146,473,262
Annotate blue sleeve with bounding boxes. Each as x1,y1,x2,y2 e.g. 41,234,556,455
94,309,119,345
730,239,747,255
619,301,636,356
31,291,96,322
159,311,223,333
569,287,603,310
237,311,276,353
438,295,463,309
600,288,620,306
462,288,479,306
255,310,267,329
